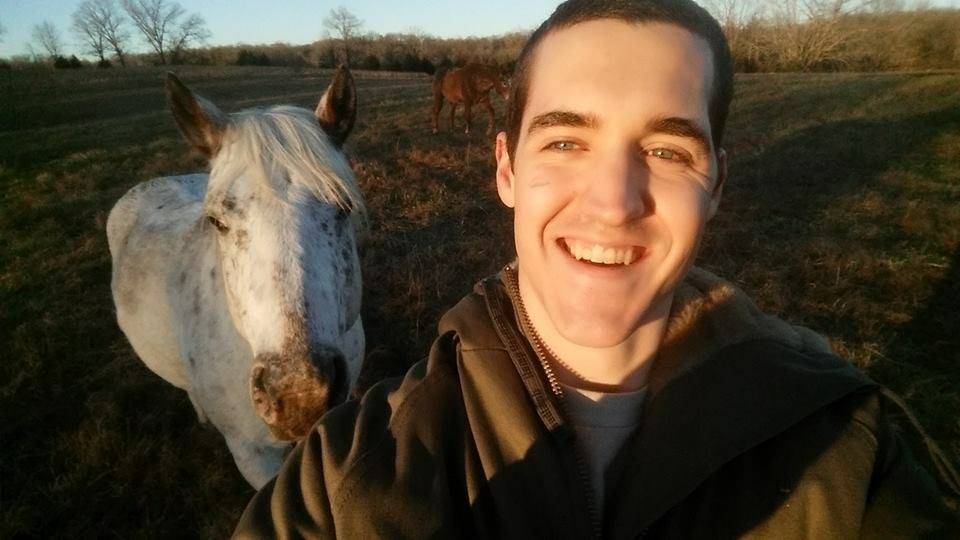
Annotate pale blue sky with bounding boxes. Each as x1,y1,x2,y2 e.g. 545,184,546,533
0,0,560,57
1,0,957,58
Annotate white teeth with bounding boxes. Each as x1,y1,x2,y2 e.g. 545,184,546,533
602,248,616,264
565,240,637,265
591,244,603,261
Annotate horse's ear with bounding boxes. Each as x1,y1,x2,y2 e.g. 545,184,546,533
165,72,227,158
315,66,357,147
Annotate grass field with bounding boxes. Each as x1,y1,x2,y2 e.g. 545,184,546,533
1,66,958,537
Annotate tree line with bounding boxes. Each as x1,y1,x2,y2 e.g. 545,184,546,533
5,0,209,68
2,2,957,72
707,0,960,71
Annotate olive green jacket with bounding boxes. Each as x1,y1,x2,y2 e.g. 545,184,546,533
234,267,960,539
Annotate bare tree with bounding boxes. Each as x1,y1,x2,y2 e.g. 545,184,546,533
72,0,130,65
704,0,764,68
169,13,210,63
121,0,209,64
323,6,363,65
762,0,865,70
31,21,64,58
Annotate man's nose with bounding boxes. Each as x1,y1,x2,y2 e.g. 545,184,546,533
580,149,647,226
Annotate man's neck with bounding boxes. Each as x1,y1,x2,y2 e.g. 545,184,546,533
517,273,672,393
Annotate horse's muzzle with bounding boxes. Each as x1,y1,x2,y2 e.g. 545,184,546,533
249,345,346,441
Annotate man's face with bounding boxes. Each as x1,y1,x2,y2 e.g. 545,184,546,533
495,20,726,348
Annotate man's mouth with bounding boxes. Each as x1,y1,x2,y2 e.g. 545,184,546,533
561,238,644,266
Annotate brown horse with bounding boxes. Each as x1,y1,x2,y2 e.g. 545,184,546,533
432,63,509,135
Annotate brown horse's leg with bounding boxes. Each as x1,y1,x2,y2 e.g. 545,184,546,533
463,101,473,134
432,94,444,134
483,97,496,135
449,103,458,131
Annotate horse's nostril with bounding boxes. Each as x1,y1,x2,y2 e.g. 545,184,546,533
250,364,266,390
310,346,347,403
248,350,346,441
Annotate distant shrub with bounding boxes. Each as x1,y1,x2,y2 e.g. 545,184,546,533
236,49,270,66
360,54,380,70
97,59,112,69
54,55,83,69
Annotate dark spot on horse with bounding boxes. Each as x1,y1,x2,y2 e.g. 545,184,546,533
235,229,249,250
209,267,217,279
274,265,288,284
157,204,165,210
340,245,350,261
193,294,201,315
188,355,196,367
179,270,188,285
222,197,237,211
320,222,329,233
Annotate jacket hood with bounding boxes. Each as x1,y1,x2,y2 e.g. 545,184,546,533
651,265,837,398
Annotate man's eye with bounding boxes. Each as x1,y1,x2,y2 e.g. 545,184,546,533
547,141,580,151
645,147,690,163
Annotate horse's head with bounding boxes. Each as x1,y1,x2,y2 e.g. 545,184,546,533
166,68,364,441
497,74,511,101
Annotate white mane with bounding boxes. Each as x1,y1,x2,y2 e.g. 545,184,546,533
227,105,366,221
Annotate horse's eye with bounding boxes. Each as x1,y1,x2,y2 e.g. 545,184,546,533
207,215,229,233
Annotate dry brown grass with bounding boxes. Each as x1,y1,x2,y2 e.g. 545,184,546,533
1,66,957,537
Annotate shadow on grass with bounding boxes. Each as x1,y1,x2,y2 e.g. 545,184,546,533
701,103,960,460
708,103,960,344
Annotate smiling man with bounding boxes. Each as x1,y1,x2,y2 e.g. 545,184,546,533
234,1,959,537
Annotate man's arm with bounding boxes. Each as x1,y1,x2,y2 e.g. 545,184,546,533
860,391,960,537
233,400,354,539
233,334,466,539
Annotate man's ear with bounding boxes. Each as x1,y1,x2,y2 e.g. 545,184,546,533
495,131,515,208
708,148,727,220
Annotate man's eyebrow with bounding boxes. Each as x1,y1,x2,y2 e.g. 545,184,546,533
646,116,712,155
526,110,599,135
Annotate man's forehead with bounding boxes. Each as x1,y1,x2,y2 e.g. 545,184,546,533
522,19,715,120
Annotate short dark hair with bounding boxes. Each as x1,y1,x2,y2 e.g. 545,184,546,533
506,0,734,163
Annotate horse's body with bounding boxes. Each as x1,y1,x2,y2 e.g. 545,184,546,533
432,63,509,135
108,68,364,488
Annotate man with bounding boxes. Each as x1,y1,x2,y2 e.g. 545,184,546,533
235,0,959,537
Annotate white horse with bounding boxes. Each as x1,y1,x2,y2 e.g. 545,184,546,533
107,67,365,488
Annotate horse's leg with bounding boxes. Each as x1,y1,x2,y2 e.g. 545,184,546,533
483,97,496,135
449,103,458,131
187,391,209,423
463,101,473,134
432,95,444,134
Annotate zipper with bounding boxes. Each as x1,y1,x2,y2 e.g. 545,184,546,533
503,266,603,540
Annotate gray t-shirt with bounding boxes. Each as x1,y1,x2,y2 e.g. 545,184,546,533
561,382,647,518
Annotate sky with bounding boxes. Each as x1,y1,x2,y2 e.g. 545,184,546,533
1,0,958,58
0,0,561,58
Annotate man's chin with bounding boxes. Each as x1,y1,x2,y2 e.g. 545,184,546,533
553,314,637,349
